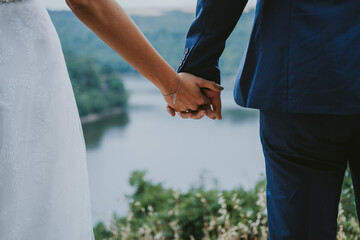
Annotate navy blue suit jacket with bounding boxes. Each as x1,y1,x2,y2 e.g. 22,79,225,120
178,0,360,114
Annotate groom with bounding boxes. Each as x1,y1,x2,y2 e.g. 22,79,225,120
168,0,360,239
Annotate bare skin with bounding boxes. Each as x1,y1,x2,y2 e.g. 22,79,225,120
66,0,223,114
167,87,222,120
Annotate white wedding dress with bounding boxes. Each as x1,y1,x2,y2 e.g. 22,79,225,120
0,0,94,239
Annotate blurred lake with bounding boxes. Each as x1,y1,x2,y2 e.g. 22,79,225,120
83,74,265,225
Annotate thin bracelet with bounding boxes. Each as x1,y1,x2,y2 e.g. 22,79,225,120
162,77,182,105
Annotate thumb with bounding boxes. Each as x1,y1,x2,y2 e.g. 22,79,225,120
195,78,224,92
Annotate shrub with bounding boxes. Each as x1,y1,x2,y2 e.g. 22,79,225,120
94,170,360,240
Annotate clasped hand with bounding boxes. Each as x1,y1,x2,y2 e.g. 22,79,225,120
163,72,223,120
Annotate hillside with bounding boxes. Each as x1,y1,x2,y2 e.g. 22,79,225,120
49,10,255,76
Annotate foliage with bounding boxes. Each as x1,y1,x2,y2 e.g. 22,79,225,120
338,170,360,240
93,169,360,240
64,52,128,116
49,10,255,76
49,9,255,117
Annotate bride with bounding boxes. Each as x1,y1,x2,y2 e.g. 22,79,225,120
0,0,223,239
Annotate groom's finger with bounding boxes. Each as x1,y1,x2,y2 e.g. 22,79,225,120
212,95,222,120
204,107,216,120
199,104,216,120
195,78,224,92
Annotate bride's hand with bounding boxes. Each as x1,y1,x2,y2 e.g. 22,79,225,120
163,73,223,114
166,88,222,120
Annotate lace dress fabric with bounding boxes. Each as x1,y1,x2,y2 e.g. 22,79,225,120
0,0,94,239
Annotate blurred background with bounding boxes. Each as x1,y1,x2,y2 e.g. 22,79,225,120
47,0,268,233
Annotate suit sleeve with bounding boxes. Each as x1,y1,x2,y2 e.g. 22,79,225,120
177,0,248,84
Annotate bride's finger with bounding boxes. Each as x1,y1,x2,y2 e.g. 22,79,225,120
178,111,190,119
191,110,206,120
178,110,205,120
167,98,188,112
166,105,176,117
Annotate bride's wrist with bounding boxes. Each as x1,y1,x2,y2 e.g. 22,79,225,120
159,73,181,96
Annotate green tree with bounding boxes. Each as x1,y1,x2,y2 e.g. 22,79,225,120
64,52,128,117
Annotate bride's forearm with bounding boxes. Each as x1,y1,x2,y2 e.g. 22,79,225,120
66,0,179,95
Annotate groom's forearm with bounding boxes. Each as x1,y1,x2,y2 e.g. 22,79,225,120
178,0,248,84
66,0,179,95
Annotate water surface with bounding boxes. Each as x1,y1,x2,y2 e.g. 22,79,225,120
83,75,265,225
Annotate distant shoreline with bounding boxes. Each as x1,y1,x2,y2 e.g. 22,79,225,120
80,107,125,124
48,5,255,17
